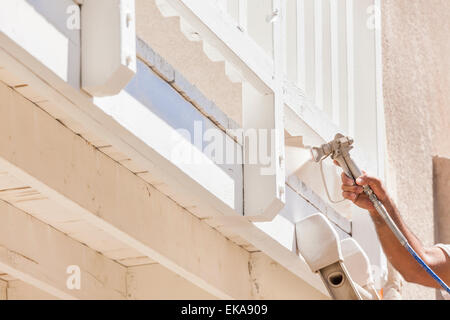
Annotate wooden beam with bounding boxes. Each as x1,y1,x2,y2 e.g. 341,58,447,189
0,9,328,295
0,78,329,299
0,82,253,299
0,279,6,300
6,280,58,300
127,264,217,300
0,199,127,300
249,252,328,299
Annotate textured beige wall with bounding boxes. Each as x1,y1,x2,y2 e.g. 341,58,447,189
382,0,450,299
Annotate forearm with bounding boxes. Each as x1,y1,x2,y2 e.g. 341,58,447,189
368,197,435,286
339,171,448,287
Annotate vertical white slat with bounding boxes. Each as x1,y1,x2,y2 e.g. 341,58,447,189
227,0,240,25
238,0,248,32
273,0,287,211
279,0,287,76
346,0,355,137
321,0,333,118
242,0,286,220
338,0,349,133
330,0,340,125
296,0,316,101
374,0,385,179
314,0,324,109
296,0,306,89
284,0,297,82
247,0,273,58
351,0,378,173
216,0,227,13
330,0,349,130
350,0,385,282
314,0,332,116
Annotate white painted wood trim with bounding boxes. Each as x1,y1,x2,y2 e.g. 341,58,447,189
346,0,355,137
238,0,248,32
165,0,275,94
0,78,329,297
374,0,386,180
314,0,324,110
330,0,341,125
0,24,243,221
0,87,248,299
296,0,306,89
81,0,137,96
136,38,241,139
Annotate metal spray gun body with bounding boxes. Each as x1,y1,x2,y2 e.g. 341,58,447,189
311,134,450,293
311,133,407,246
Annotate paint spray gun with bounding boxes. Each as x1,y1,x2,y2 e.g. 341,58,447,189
310,133,450,294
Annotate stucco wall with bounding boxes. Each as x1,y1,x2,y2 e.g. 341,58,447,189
381,0,450,300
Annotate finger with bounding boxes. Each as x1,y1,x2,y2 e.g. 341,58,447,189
341,184,364,194
341,172,355,186
342,191,357,201
355,174,386,199
333,160,341,167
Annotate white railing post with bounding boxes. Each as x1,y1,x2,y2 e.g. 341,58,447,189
346,0,355,137
238,0,248,32
216,0,227,13
296,0,315,103
314,0,324,110
330,0,350,131
330,0,341,126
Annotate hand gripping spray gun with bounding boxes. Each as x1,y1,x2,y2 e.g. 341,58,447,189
311,134,450,294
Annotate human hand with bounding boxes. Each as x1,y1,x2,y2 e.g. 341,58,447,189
333,160,389,212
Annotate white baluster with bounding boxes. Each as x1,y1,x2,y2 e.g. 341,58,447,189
330,0,349,129
296,0,315,103
314,0,324,110
346,0,355,137
238,0,248,32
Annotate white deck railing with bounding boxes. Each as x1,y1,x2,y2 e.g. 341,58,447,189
210,0,384,177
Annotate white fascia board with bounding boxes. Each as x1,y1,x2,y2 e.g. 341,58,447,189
94,59,244,216
0,0,80,88
0,4,243,219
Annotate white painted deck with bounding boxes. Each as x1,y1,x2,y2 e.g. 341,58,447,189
0,0,387,299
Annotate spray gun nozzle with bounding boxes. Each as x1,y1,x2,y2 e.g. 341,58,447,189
311,134,354,163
